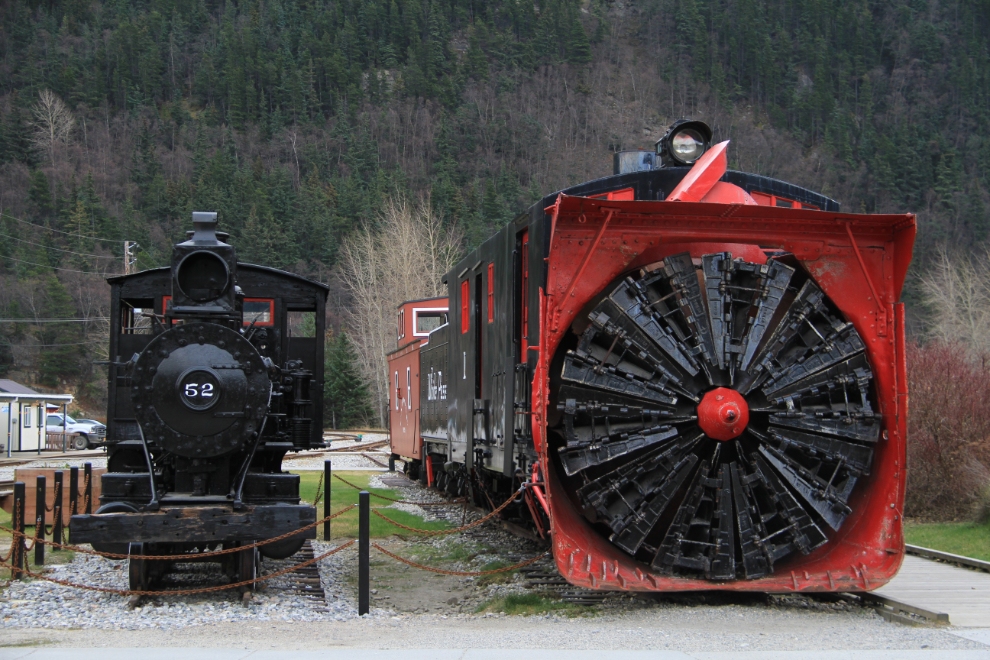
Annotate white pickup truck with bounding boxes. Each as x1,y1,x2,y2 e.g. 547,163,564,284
46,413,107,450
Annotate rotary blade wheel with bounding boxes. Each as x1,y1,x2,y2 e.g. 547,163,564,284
551,251,879,582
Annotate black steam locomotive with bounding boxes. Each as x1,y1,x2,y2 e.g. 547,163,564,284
70,213,328,592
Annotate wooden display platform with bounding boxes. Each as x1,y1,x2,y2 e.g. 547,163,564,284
872,554,990,627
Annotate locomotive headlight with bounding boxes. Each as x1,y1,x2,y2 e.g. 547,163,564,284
656,119,714,167
670,128,706,163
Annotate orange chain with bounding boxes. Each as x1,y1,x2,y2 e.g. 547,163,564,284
0,540,355,596
331,473,465,506
370,485,522,536
0,500,18,563
0,504,357,561
45,481,61,513
373,543,549,576
313,471,324,506
83,472,91,512
22,521,41,552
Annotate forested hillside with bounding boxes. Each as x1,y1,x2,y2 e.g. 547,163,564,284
1,0,988,418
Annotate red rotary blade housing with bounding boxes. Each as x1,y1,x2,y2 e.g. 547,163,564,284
535,192,915,593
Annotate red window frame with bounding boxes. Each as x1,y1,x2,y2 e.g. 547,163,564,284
460,280,470,334
487,263,494,323
163,296,275,326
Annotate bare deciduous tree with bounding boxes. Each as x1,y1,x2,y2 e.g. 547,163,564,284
29,90,75,167
339,195,462,426
921,246,990,359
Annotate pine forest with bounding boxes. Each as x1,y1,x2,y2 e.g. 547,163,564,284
2,0,990,514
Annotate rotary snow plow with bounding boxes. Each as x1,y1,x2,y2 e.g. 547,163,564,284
536,143,915,592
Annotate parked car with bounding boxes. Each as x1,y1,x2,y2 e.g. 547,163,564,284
46,413,106,450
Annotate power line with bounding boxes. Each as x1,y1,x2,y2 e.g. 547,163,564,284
0,230,118,259
4,339,106,347
0,255,115,275
0,318,109,323
0,211,121,244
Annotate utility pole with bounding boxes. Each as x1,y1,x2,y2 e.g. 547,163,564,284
124,241,139,275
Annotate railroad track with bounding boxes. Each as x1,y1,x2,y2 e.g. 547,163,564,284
267,540,329,612
283,440,390,460
0,449,105,468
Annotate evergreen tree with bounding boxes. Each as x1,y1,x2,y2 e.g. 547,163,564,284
37,275,82,387
324,329,373,429
567,10,592,64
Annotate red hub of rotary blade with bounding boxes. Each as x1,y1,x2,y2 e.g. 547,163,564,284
697,387,749,441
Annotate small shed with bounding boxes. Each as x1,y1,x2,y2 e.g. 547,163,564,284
0,380,73,455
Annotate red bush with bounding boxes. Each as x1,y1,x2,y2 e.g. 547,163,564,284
906,340,990,519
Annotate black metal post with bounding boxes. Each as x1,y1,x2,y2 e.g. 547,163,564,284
323,460,332,540
12,482,24,579
388,454,395,472
34,475,45,566
358,490,369,615
69,466,79,521
52,470,63,546
83,462,92,514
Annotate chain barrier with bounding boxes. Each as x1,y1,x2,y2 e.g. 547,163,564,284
331,473,464,506
0,500,18,563
0,540,355,596
371,484,524,536
83,473,91,513
313,471,324,507
22,522,40,552
45,482,61,513
0,504,357,561
373,543,549,576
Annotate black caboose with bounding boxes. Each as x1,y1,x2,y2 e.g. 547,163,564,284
70,212,328,592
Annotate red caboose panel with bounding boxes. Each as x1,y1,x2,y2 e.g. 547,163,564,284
387,298,448,462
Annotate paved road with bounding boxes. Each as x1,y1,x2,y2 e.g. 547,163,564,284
2,649,990,660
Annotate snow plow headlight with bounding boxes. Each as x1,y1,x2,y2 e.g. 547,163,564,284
670,128,706,163
656,120,714,166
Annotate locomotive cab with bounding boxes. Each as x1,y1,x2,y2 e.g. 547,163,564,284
70,212,329,592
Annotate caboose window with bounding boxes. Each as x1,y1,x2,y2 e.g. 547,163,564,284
487,263,494,323
414,310,445,336
461,280,470,334
398,309,405,341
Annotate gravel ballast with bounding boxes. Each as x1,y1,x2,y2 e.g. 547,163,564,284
1,460,987,652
